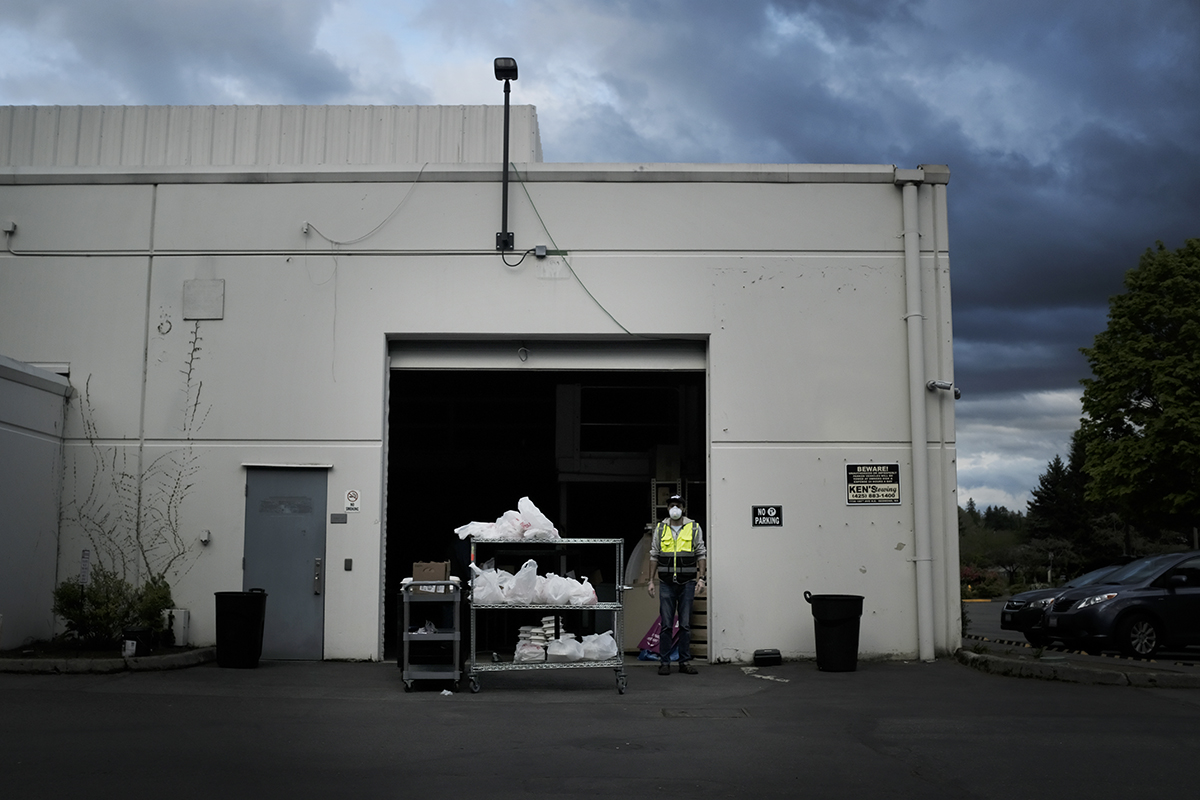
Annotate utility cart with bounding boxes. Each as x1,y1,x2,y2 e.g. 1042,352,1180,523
466,537,626,694
399,579,461,692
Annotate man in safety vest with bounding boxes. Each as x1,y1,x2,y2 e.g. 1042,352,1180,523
647,494,707,674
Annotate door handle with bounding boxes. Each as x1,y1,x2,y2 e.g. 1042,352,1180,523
314,558,323,595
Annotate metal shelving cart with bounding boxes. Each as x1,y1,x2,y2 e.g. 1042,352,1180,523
467,537,626,694
399,580,461,692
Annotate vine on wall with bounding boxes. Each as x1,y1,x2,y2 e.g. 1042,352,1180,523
63,320,210,586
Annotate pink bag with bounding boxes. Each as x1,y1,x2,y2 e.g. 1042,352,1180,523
637,616,680,651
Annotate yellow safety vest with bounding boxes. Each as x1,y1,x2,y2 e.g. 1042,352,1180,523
657,521,698,581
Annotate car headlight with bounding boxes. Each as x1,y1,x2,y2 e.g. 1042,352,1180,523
1030,597,1054,609
1075,592,1118,610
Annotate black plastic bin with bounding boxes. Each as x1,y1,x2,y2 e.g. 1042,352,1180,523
121,626,154,657
214,589,268,668
804,591,864,672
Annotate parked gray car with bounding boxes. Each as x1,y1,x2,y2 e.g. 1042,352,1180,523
1000,564,1123,646
1042,551,1200,657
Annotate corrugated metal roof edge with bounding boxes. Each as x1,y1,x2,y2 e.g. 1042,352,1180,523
0,104,542,168
0,162,921,186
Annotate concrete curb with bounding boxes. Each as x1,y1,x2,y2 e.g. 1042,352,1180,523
955,648,1200,688
0,647,216,675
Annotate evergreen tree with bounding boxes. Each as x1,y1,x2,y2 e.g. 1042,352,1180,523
983,505,1025,532
1027,454,1072,538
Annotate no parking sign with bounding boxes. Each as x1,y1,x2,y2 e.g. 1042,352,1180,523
752,506,783,526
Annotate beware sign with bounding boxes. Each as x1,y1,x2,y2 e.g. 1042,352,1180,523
846,464,901,505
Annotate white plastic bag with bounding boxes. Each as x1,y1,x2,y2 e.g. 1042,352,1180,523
504,559,540,605
517,496,559,539
493,510,530,540
547,634,584,662
582,630,618,661
494,567,514,591
514,641,546,663
542,573,575,606
568,577,598,606
454,521,494,540
455,497,558,541
469,563,506,605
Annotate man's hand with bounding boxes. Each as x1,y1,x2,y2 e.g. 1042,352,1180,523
696,578,706,594
647,582,656,598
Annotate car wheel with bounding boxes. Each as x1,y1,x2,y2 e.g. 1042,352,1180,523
1024,632,1049,647
1117,614,1161,658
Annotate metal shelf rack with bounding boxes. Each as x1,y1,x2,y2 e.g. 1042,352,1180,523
467,537,626,694
399,580,461,692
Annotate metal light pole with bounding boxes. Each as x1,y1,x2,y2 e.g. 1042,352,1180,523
494,57,518,251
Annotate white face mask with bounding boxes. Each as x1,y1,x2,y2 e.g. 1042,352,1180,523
668,506,683,520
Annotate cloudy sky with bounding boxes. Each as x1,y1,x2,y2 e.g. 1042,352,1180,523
3,0,1197,511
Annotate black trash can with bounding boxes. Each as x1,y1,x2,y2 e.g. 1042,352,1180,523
121,626,154,657
214,589,268,668
804,591,864,672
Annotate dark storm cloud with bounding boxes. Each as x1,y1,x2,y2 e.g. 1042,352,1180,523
953,305,1106,394
548,0,1200,407
2,0,352,103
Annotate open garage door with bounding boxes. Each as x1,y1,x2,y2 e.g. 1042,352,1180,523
384,339,706,658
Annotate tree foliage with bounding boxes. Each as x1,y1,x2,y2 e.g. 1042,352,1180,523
958,499,1025,568
1025,432,1105,558
1079,239,1200,533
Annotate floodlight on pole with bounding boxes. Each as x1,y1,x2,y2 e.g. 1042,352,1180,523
495,57,518,251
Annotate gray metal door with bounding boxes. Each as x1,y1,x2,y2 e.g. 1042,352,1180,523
244,468,327,660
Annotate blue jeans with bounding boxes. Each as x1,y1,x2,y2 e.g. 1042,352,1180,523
658,579,696,662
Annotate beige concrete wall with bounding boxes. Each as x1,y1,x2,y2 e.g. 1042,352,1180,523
0,161,957,661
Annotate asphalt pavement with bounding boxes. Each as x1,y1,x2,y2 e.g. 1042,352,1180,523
4,651,1200,799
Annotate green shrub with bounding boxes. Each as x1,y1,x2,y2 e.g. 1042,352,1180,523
135,574,174,630
52,565,174,647
962,576,1005,599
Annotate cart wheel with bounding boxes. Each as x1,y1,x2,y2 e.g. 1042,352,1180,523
617,675,627,694
469,676,481,693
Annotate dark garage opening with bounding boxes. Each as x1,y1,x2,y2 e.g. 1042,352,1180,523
384,368,706,659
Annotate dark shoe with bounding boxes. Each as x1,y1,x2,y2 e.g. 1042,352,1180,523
679,662,698,674
658,662,671,675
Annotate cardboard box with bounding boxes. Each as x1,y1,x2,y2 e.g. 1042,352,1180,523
413,561,450,593
413,561,450,581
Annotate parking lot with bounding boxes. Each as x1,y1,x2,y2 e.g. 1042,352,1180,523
3,651,1200,799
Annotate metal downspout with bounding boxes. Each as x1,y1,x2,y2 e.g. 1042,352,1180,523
930,177,960,654
900,174,936,662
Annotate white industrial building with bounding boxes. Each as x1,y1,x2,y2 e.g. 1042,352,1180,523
0,104,959,662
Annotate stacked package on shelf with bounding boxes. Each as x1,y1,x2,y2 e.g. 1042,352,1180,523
512,616,563,663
